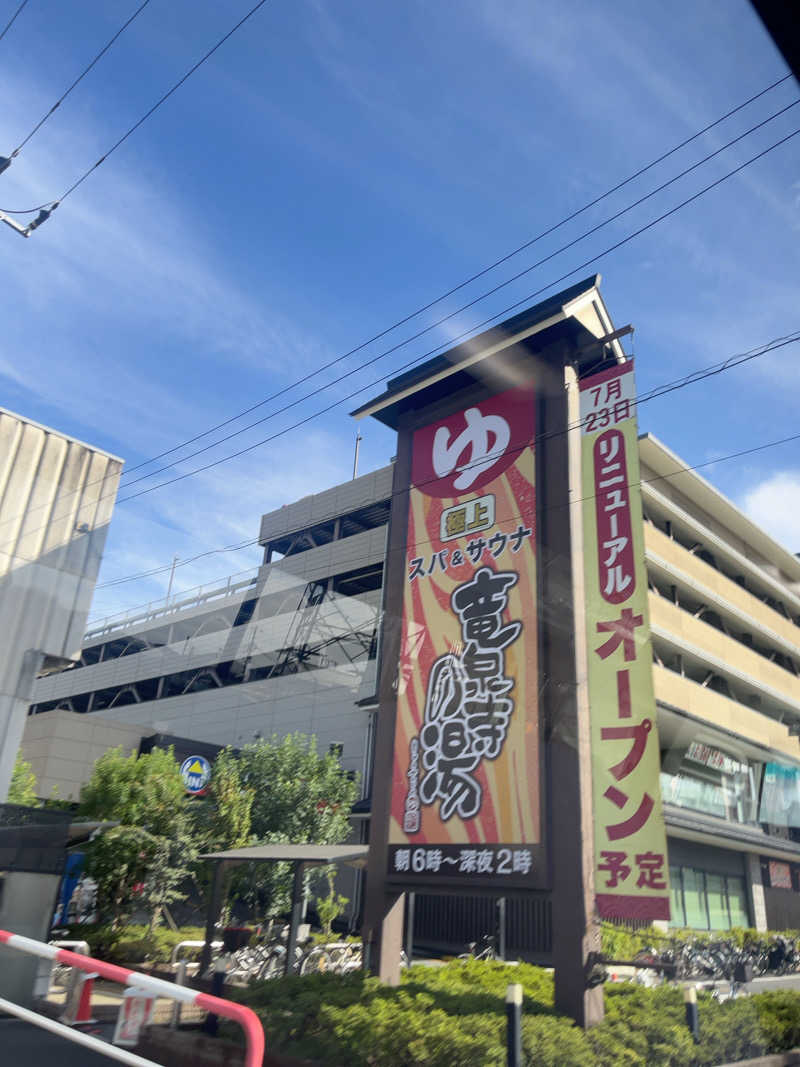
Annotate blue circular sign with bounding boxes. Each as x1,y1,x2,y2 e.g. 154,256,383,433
180,755,211,794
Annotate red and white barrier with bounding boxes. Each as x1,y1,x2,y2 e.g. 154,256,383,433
0,928,265,1066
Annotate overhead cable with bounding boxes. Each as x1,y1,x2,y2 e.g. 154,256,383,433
113,74,796,480
5,0,153,163
91,422,800,622
116,98,800,490
115,125,800,505
94,330,800,590
0,0,272,214
0,0,28,45
4,124,799,542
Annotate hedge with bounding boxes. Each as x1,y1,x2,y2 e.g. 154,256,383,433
239,959,800,1067
59,923,206,965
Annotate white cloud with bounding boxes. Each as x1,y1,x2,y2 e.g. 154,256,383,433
741,471,800,555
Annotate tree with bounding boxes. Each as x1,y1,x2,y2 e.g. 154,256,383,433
78,746,197,929
234,734,358,917
79,745,186,835
190,748,255,927
314,867,349,938
191,747,254,854
7,751,39,806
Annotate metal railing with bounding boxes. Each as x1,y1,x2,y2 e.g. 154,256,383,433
170,938,223,969
85,568,260,639
0,928,265,1066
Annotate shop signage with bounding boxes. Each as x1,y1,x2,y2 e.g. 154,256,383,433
387,385,541,885
769,860,792,890
685,741,744,776
580,361,670,920
180,755,211,795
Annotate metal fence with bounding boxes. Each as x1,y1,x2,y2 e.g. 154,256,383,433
413,893,552,958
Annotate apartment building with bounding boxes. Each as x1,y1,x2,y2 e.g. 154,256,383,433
640,434,800,932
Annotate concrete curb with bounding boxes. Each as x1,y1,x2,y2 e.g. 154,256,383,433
719,1053,800,1067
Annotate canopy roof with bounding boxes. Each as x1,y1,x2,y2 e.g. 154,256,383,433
200,843,369,868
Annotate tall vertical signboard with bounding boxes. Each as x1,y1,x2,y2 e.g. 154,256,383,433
387,384,545,887
579,362,670,919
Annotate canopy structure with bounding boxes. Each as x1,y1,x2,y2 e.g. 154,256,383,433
200,843,369,974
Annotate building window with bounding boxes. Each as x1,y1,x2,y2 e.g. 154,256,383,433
669,865,749,929
660,740,760,825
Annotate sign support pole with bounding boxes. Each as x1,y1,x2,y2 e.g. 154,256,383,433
362,429,412,985
541,356,603,1026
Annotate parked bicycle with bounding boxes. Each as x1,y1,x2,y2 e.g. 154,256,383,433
458,934,499,962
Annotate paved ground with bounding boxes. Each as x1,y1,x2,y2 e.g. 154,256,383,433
0,1018,118,1063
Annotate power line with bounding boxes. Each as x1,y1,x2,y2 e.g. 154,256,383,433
88,424,800,624
93,331,800,592
7,0,153,160
0,0,272,214
116,97,800,491
115,125,800,505
113,74,796,481
96,536,261,589
0,0,28,45
4,121,798,548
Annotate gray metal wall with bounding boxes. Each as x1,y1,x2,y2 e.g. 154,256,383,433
0,409,122,799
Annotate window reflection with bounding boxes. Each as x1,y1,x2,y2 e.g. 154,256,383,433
660,737,760,825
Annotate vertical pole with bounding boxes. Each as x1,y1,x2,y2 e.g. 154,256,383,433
405,892,415,965
200,862,226,975
170,961,186,1029
202,962,227,1036
362,430,412,986
684,986,699,1042
166,555,179,601
497,897,507,961
506,983,523,1067
541,354,603,1027
352,432,362,480
285,862,305,977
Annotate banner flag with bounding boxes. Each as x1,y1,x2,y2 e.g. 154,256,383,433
579,362,670,920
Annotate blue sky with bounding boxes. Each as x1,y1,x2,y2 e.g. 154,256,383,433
0,0,798,622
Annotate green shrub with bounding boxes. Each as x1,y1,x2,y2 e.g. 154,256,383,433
61,923,206,964
522,1015,594,1066
753,989,800,1052
239,958,800,1066
694,994,767,1066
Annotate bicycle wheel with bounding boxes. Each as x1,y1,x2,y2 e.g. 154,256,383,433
257,946,286,980
300,946,330,975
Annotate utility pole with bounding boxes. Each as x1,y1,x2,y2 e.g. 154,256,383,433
352,431,362,480
166,556,180,601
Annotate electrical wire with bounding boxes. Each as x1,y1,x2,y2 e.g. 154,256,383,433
93,330,800,592
89,425,800,623
115,97,800,492
115,125,800,505
113,73,796,481
0,0,272,214
4,122,799,551
8,0,153,159
96,536,260,588
0,0,28,45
